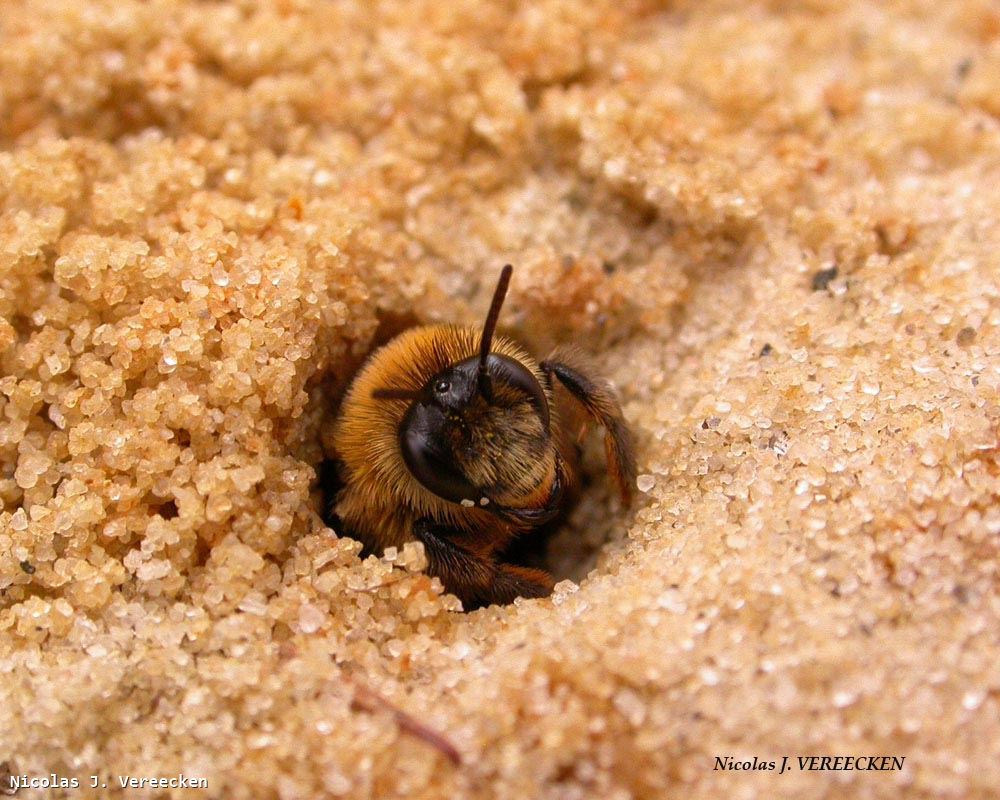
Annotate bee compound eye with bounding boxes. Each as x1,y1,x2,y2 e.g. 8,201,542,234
484,355,551,432
400,401,481,506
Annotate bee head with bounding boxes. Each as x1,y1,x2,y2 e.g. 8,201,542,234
373,266,560,520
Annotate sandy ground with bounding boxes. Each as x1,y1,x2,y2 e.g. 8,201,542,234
2,1,999,798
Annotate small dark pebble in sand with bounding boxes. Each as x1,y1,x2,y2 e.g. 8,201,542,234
0,761,16,797
812,266,839,291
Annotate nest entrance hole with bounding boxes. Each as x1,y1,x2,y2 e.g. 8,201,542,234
312,312,630,595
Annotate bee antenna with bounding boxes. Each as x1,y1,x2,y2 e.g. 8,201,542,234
478,264,513,401
372,388,422,402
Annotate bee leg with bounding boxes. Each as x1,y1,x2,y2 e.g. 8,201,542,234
413,518,554,610
493,563,555,606
540,350,638,504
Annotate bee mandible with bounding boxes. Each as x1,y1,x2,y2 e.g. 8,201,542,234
330,265,636,609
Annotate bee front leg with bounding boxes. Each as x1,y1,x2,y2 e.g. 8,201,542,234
413,518,554,610
541,349,638,505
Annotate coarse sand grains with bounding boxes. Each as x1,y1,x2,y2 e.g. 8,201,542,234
2,1,1000,798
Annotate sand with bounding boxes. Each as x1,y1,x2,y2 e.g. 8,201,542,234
1,1,999,798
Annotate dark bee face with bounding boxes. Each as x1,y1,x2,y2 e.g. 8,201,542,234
399,354,554,512
371,264,563,523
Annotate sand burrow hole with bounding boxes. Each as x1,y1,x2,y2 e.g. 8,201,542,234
310,287,644,595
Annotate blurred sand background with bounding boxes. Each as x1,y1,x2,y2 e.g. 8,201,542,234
2,1,999,798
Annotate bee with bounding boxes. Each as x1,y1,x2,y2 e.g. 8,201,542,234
329,265,636,609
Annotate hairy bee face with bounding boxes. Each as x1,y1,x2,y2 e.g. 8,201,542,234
399,353,558,516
